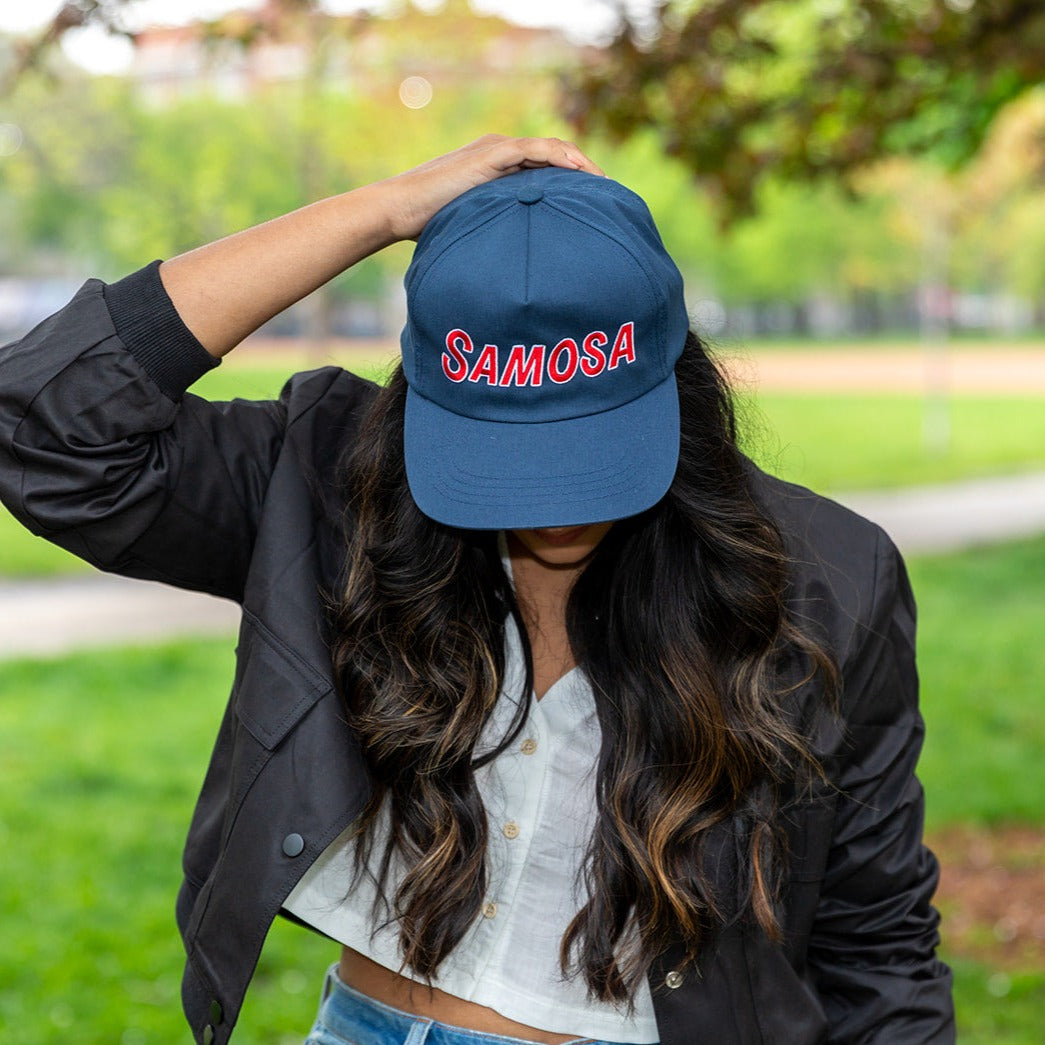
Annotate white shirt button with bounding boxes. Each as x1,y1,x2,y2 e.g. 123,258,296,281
502,820,520,840
520,738,538,755
664,970,684,989
482,901,498,919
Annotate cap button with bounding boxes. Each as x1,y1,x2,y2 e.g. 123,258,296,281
516,185,543,205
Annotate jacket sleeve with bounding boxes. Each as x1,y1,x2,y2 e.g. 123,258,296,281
0,262,286,602
807,529,955,1043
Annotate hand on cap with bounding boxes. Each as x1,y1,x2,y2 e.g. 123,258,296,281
380,135,605,242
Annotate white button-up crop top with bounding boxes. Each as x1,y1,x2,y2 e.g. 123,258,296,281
284,541,659,1043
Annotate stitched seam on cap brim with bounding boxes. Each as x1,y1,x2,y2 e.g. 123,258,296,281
445,461,622,485
407,370,677,424
434,469,640,505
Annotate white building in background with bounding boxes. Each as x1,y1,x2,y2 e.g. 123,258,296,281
126,0,579,106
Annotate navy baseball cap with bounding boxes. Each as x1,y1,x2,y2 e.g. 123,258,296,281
400,166,689,530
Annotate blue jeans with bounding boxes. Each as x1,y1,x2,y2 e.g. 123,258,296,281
304,965,644,1045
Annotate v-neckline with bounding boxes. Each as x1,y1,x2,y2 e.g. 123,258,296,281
499,531,582,705
534,664,580,703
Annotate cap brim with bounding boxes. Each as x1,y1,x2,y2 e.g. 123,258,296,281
404,374,680,530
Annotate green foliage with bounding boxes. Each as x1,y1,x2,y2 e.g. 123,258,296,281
713,177,913,302
909,535,1045,827
94,93,305,268
951,90,1045,300
949,957,1045,1045
569,0,1045,220
0,74,137,271
582,130,920,306
5,15,1045,316
0,20,577,294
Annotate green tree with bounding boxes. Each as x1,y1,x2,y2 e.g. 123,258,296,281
0,71,137,273
949,89,1045,304
568,0,1045,219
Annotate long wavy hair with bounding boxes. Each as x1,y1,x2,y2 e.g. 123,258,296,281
330,330,837,1006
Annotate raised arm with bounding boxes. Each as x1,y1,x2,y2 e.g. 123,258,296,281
0,135,601,600
159,135,602,357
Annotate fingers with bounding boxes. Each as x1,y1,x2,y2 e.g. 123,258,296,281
380,134,606,242
488,136,605,177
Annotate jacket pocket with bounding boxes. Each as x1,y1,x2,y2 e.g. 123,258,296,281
742,924,830,1044
233,610,333,750
780,792,838,967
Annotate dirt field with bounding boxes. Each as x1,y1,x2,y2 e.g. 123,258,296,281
930,825,1045,971
723,346,1045,394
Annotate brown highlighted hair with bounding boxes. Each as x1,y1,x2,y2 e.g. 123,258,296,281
330,331,837,1005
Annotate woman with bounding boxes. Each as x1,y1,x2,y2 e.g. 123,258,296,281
0,136,953,1044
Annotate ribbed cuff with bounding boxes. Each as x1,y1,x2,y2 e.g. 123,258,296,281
103,260,220,401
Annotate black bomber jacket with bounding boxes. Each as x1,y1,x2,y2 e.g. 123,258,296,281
0,263,955,1044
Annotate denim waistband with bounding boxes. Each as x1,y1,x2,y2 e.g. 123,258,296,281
305,964,648,1045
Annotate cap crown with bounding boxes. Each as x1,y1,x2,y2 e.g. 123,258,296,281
401,168,688,424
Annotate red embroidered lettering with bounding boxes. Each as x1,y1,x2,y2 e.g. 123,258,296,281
499,344,545,387
469,343,499,385
580,331,608,377
442,329,472,382
444,326,632,387
548,338,579,384
608,322,636,369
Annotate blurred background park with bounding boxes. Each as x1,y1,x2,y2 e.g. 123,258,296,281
0,0,1043,1041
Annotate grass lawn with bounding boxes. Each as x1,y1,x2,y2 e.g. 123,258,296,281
2,352,1044,576
0,640,332,1044
1,535,1044,1041
909,536,1045,827
737,393,1045,493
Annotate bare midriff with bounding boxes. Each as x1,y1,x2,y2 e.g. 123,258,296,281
338,946,587,1044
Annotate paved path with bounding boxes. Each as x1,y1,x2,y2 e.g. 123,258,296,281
835,471,1045,554
0,574,240,658
2,471,1045,659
